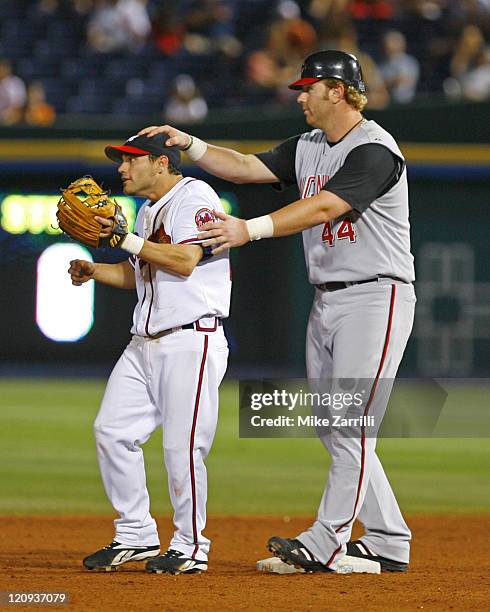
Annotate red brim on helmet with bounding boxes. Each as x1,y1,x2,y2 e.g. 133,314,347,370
104,144,151,162
288,50,366,93
288,77,322,90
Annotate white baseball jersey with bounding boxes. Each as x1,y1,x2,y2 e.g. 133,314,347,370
129,177,231,336
297,121,415,284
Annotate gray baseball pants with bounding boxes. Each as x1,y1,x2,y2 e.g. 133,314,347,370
298,278,416,567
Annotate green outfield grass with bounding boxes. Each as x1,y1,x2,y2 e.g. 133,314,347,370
0,379,488,515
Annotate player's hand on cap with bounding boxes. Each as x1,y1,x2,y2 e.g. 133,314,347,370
68,259,95,286
199,210,250,255
138,124,191,150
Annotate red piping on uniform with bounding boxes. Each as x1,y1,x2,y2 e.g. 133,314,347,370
178,237,201,244
328,284,396,565
190,335,209,559
144,206,168,336
140,284,146,328
326,544,342,568
195,317,218,332
144,264,154,337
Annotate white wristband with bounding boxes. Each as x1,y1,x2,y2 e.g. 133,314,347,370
246,215,274,241
184,135,208,161
120,232,144,255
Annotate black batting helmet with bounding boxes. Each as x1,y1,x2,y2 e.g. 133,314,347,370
289,50,366,93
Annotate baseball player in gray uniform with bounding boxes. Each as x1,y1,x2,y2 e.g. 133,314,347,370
141,49,415,574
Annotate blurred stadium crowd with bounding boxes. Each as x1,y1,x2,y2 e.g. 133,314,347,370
0,0,489,126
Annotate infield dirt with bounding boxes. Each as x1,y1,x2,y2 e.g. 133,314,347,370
0,515,488,611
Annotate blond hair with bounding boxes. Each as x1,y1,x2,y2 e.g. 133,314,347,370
323,78,368,111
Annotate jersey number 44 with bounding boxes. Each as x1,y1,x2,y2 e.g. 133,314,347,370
322,218,356,247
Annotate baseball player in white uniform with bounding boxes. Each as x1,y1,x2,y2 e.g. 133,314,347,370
140,50,415,574
69,133,231,574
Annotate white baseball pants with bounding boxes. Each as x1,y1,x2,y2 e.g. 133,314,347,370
298,279,416,568
93,327,228,561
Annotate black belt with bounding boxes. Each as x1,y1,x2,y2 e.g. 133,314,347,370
151,318,222,339
315,277,404,292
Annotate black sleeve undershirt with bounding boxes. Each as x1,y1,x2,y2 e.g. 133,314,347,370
324,144,404,214
255,135,300,189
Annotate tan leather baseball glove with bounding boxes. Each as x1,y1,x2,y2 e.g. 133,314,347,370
56,176,128,248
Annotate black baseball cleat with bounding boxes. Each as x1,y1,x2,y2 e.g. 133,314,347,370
267,537,333,573
346,540,408,572
146,549,208,575
83,541,160,571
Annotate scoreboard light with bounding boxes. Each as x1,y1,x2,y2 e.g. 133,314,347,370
219,192,239,216
36,243,94,342
2,195,61,234
0,194,138,235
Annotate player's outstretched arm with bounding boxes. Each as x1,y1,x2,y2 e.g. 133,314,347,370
138,124,277,184
68,259,135,289
199,190,352,254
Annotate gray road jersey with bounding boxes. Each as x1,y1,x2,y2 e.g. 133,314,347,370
296,120,415,284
